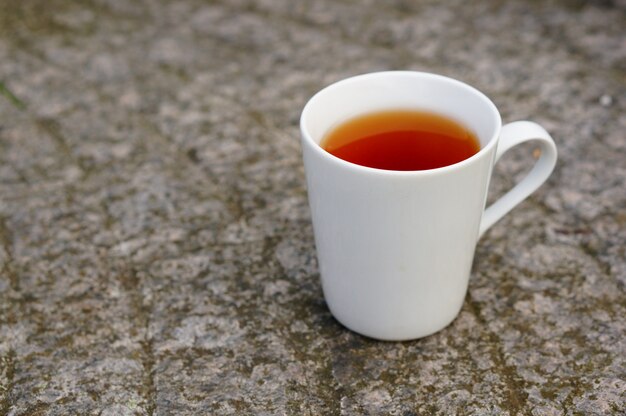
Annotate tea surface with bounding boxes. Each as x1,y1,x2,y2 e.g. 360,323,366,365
321,109,480,171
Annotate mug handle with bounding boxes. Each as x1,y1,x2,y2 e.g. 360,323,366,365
478,121,557,239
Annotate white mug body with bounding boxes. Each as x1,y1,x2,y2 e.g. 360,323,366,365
300,71,556,341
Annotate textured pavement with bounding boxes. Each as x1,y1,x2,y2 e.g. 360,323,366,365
0,0,625,415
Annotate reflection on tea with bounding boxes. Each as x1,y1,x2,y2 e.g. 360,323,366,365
322,109,480,171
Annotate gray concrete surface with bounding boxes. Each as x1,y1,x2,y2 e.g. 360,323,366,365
0,0,624,414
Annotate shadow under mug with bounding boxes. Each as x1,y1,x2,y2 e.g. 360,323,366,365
300,71,557,341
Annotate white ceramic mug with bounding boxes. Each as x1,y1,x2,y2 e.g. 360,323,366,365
300,71,557,341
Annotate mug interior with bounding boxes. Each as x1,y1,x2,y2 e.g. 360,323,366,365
301,72,501,154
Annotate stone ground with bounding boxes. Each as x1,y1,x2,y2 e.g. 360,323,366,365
0,0,624,414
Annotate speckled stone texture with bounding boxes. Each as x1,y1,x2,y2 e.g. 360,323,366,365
0,0,624,414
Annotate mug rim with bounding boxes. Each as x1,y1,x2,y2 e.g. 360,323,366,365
300,71,503,176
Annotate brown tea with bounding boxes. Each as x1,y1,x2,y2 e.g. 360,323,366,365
321,109,480,171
